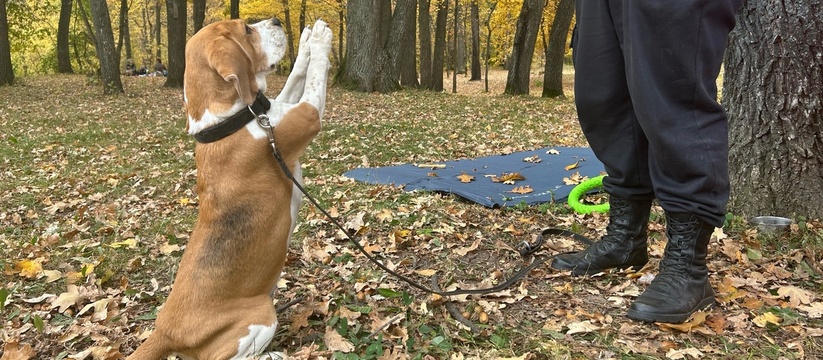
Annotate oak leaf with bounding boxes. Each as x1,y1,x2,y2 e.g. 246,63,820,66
1,341,35,360
324,327,355,352
457,172,475,183
509,186,533,194
777,285,812,308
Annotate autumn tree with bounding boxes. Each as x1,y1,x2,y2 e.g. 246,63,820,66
541,0,573,97
504,0,545,95
57,0,73,73
483,0,497,92
164,0,185,88
724,0,823,219
89,0,124,94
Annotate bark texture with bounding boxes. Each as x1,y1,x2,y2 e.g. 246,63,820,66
505,0,545,95
164,0,185,88
89,0,123,93
57,0,74,73
541,0,574,97
724,0,823,219
336,0,399,92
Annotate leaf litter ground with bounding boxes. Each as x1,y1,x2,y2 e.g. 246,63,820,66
1,72,822,359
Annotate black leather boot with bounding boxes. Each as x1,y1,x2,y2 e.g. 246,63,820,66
551,197,652,275
627,212,715,323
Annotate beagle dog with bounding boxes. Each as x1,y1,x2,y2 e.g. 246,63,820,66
128,18,332,359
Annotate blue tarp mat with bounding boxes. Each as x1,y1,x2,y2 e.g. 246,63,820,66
343,147,605,208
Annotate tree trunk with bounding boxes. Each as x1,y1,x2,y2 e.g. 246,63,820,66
299,0,307,30
154,0,161,59
392,0,419,88
89,0,124,94
484,1,497,92
431,0,448,92
335,0,399,93
452,0,458,93
338,0,345,66
281,0,295,68
164,0,185,88
230,0,239,19
57,0,74,73
541,0,574,98
505,0,545,95
117,0,132,64
469,3,480,81
0,0,12,85
418,0,432,88
193,0,205,33
724,0,823,220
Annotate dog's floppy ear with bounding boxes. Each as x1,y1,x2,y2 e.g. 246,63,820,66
207,36,258,105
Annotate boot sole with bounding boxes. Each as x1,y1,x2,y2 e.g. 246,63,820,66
626,296,715,323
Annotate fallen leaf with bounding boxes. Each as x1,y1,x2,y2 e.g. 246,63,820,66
490,172,525,183
160,242,181,255
415,269,437,276
752,312,782,328
777,285,812,308
665,347,704,359
1,340,35,360
522,155,541,163
564,161,579,171
457,172,475,183
798,302,823,318
51,285,84,313
565,320,600,335
15,259,43,279
453,239,481,256
509,185,533,194
547,148,560,155
108,238,138,249
324,327,355,352
658,311,708,332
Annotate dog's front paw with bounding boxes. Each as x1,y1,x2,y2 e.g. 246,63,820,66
308,20,333,57
293,27,312,73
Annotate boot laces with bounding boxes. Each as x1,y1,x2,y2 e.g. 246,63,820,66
655,217,697,286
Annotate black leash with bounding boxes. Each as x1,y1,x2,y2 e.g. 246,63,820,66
253,111,594,296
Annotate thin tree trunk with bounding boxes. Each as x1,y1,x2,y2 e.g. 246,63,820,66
469,3,480,81
299,0,307,30
154,0,161,59
193,0,205,32
338,0,345,66
484,1,497,92
89,0,124,93
431,0,448,92
230,0,239,19
419,0,432,88
281,0,295,68
725,0,823,219
0,0,13,85
542,0,574,98
164,0,185,88
504,0,545,95
57,0,74,73
452,0,458,93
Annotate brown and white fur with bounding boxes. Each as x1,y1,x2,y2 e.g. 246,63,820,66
128,18,332,360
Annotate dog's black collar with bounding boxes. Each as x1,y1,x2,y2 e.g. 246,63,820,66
193,91,272,144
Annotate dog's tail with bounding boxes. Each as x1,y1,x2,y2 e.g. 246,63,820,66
126,334,172,360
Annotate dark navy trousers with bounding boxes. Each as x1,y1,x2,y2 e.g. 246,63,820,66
573,0,743,227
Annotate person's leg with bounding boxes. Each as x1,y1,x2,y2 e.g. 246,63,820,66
552,0,653,275
620,0,744,322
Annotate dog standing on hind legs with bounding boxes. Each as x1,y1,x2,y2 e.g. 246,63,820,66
127,18,332,360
